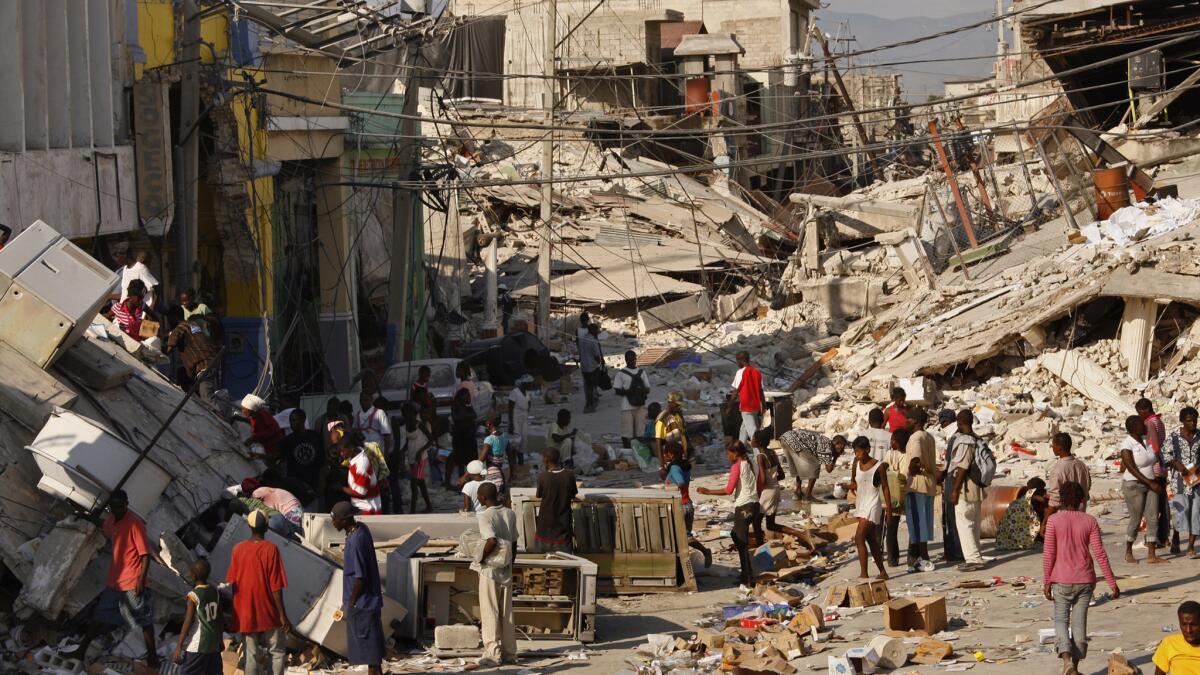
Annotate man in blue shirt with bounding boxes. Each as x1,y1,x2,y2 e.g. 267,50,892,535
332,501,384,673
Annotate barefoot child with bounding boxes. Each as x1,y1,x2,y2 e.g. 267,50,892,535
750,430,817,552
848,436,892,580
402,404,434,513
172,559,223,675
660,442,713,567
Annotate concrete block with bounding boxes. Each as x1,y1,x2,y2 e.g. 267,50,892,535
435,624,481,650
638,293,712,333
797,277,887,319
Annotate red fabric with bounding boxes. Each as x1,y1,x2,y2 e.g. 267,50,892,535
1144,413,1166,453
249,410,284,457
111,300,144,339
884,404,908,433
737,366,763,413
102,513,150,591
225,539,288,633
1042,511,1117,590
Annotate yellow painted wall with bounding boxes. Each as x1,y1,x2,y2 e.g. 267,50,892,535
228,67,276,318
135,1,230,79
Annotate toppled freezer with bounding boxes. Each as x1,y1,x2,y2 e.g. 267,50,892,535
387,549,596,643
27,409,172,518
302,512,477,554
509,487,697,594
208,517,407,657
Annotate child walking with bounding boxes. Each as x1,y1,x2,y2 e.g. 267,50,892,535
697,441,760,585
1043,481,1120,675
402,404,434,513
849,436,892,580
172,559,223,675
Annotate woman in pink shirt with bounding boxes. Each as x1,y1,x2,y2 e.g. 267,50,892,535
1043,481,1120,675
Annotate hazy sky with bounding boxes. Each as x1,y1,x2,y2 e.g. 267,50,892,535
821,0,997,21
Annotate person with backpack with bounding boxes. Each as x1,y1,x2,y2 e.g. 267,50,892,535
613,350,650,450
948,409,992,571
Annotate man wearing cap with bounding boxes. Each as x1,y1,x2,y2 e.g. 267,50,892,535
655,392,690,460
226,510,290,675
462,460,489,513
332,502,384,674
474,482,518,667
241,394,284,459
63,489,162,668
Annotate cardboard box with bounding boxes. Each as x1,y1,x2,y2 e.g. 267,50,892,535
769,630,806,659
753,543,789,572
827,580,890,608
910,637,954,665
788,603,825,632
884,595,948,637
696,627,725,651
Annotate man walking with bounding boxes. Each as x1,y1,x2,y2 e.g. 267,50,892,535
613,350,650,449
1041,432,1092,536
729,351,765,444
578,323,603,414
226,510,290,675
474,482,518,667
949,410,986,571
331,502,385,674
64,490,161,668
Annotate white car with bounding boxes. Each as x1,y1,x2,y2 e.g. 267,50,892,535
378,358,495,419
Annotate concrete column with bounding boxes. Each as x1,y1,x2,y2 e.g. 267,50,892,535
483,237,498,331
0,2,26,152
1120,296,1156,383
87,0,115,147
67,0,93,147
44,0,71,149
21,0,48,151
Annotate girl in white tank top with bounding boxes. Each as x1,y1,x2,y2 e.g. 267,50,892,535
849,436,893,580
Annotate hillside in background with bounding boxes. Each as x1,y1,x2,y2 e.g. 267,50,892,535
812,4,1000,101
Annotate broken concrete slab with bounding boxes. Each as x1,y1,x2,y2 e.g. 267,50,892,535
715,285,758,322
16,517,103,619
638,292,713,333
1039,350,1136,416
796,278,887,319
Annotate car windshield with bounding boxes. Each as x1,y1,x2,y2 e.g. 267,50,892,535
380,363,456,392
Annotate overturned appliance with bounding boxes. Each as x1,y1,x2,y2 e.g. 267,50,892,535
208,517,408,658
509,487,697,594
387,549,597,643
302,512,478,553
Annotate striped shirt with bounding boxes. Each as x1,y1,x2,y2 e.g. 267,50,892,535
347,448,381,515
111,301,145,339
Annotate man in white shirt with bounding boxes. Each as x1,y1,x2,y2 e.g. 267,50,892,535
474,482,518,667
354,391,393,457
612,350,650,449
117,250,160,310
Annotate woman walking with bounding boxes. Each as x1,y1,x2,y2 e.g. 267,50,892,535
1043,481,1120,675
849,436,893,580
1121,414,1168,564
697,441,760,585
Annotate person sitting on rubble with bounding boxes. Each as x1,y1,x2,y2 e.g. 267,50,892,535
847,436,893,581
995,478,1043,551
696,441,760,586
1154,601,1200,674
63,489,164,669
655,392,691,461
777,428,845,502
173,559,223,675
883,387,909,433
750,430,817,553
240,394,284,460
661,441,713,568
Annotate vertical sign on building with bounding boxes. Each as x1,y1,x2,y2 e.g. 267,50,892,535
132,79,174,235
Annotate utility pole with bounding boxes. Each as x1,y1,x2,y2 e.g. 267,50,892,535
388,39,423,363
812,26,879,181
174,0,200,294
536,0,557,339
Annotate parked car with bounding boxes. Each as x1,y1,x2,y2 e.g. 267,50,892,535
378,358,494,419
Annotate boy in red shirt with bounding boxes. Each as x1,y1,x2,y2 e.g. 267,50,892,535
729,351,765,445
226,511,290,675
64,490,161,668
